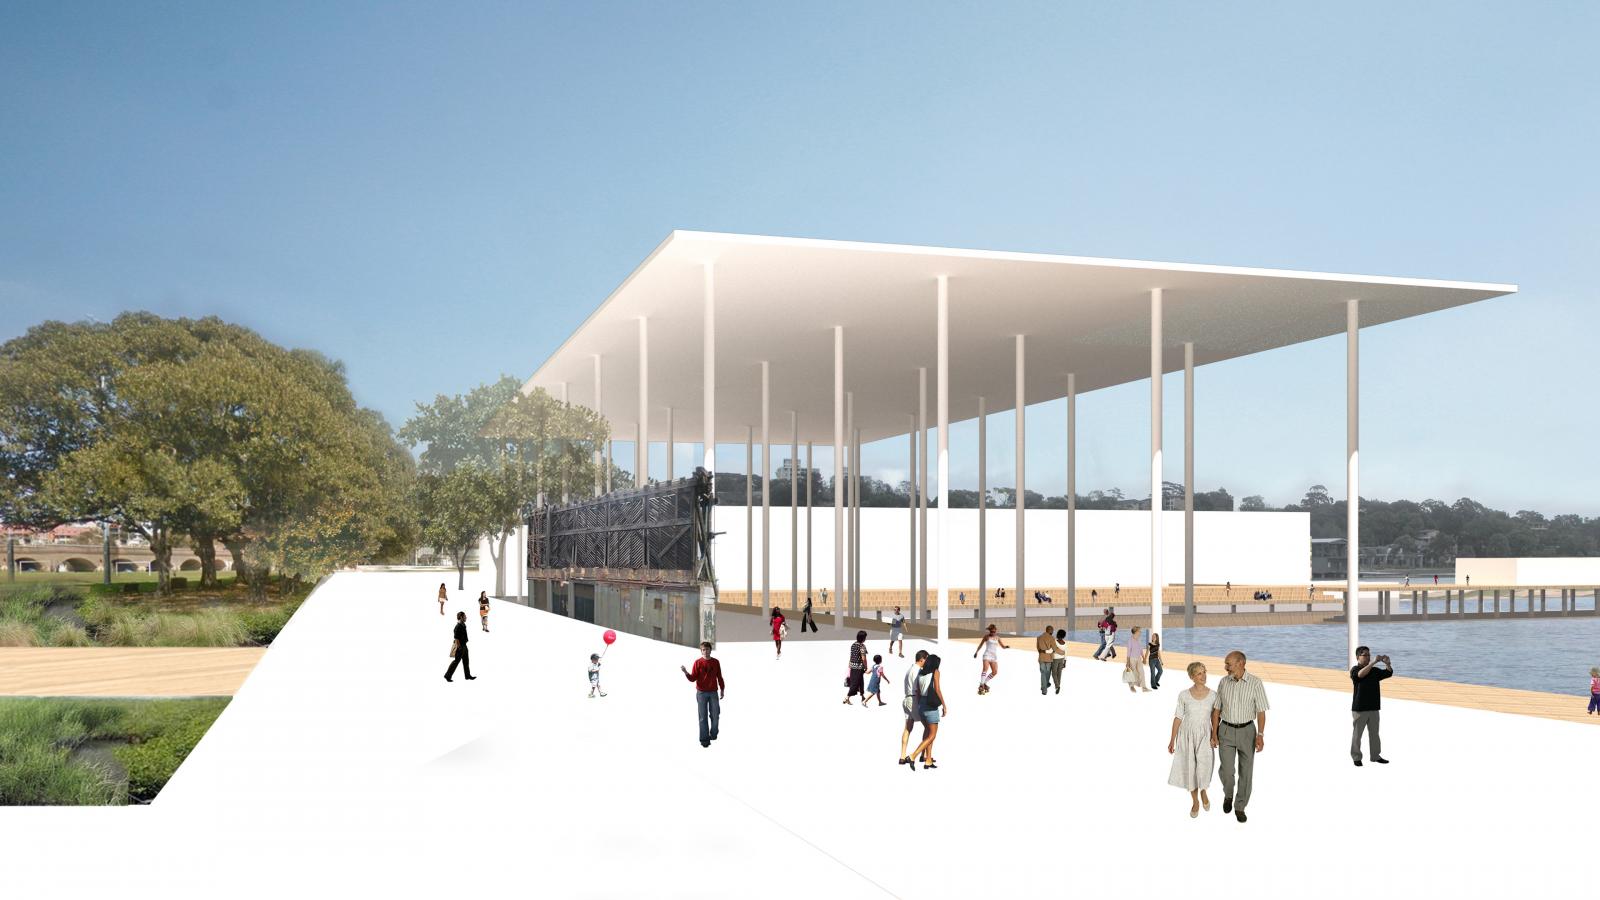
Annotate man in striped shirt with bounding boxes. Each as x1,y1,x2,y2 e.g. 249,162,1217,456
1210,650,1270,823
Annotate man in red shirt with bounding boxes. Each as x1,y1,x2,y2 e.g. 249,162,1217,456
681,641,725,748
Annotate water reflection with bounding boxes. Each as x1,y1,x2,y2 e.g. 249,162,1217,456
1156,617,1600,697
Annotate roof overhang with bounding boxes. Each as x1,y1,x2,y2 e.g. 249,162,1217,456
527,231,1516,444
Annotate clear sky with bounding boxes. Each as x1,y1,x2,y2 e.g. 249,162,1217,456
3,3,1597,513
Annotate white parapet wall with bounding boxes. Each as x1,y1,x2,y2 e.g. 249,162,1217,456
1456,557,1600,585
710,507,1309,590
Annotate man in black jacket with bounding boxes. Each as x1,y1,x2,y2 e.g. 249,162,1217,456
445,611,477,681
1350,646,1391,765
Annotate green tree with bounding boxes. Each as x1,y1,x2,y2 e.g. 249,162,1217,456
402,377,607,595
0,314,414,594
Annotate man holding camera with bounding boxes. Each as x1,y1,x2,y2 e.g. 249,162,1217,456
1350,646,1393,766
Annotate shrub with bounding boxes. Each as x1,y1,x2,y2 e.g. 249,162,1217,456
48,623,93,647
115,703,227,803
122,583,142,595
168,577,188,591
0,620,40,647
86,583,122,596
238,601,302,645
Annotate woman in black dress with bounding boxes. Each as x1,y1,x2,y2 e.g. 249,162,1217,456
444,611,475,681
842,630,868,704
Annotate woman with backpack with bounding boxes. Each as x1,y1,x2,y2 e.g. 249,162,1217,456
906,654,946,770
770,608,787,660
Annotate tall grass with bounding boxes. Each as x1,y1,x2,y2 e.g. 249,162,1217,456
0,620,40,647
92,609,250,647
3,580,305,648
0,698,229,805
0,700,132,805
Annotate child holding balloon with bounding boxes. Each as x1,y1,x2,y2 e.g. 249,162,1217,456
588,629,617,698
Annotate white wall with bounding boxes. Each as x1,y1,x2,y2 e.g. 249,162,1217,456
1456,557,1600,585
711,507,1309,590
482,507,1311,595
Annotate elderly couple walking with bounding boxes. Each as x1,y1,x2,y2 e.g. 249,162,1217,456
1167,650,1270,823
1035,625,1067,694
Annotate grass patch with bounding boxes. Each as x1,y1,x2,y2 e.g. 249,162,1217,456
1,577,309,648
0,698,228,805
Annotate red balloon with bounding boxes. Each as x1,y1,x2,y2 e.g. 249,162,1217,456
602,630,617,645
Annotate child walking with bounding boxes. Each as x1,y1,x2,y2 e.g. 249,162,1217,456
864,654,888,707
1589,667,1599,715
588,653,607,698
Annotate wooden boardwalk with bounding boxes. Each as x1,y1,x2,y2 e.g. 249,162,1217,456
0,648,264,697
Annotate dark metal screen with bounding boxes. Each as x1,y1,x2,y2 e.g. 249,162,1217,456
528,468,714,584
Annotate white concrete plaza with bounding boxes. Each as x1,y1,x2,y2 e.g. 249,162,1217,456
4,570,1594,897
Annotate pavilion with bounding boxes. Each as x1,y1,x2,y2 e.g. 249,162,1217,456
524,231,1516,662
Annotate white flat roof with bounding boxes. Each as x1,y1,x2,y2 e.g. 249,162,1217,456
527,231,1516,444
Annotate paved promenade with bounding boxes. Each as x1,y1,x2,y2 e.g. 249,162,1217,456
5,572,1594,898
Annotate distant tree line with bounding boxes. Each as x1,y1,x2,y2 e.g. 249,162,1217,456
1248,484,1600,563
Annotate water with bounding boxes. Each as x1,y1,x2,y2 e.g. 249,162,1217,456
1152,617,1600,697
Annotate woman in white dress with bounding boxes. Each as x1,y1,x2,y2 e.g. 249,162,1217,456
1167,661,1217,818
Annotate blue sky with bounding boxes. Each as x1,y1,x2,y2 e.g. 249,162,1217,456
3,2,1597,513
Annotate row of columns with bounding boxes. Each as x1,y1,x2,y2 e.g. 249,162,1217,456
602,266,1365,662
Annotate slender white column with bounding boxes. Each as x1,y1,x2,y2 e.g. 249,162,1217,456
936,275,950,644
606,439,613,493
852,426,862,617
978,395,987,629
1184,342,1195,630
634,424,641,491
833,326,844,626
703,263,716,477
1347,299,1361,663
918,367,928,622
1150,289,1164,638
1066,374,1075,634
637,318,649,486
745,426,753,607
761,361,770,619
593,355,604,496
806,440,813,602
1015,334,1026,631
907,413,917,622
790,411,798,613
666,407,674,481
845,391,855,617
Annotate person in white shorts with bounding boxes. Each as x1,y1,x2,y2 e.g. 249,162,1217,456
972,623,1008,695
888,606,906,658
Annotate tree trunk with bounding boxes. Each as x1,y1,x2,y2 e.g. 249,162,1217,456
150,525,173,595
193,535,219,589
457,558,466,591
224,537,250,584
490,530,509,597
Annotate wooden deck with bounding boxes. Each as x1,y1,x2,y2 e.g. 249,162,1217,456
0,648,264,697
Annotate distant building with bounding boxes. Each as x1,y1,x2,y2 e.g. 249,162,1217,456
1311,537,1348,579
